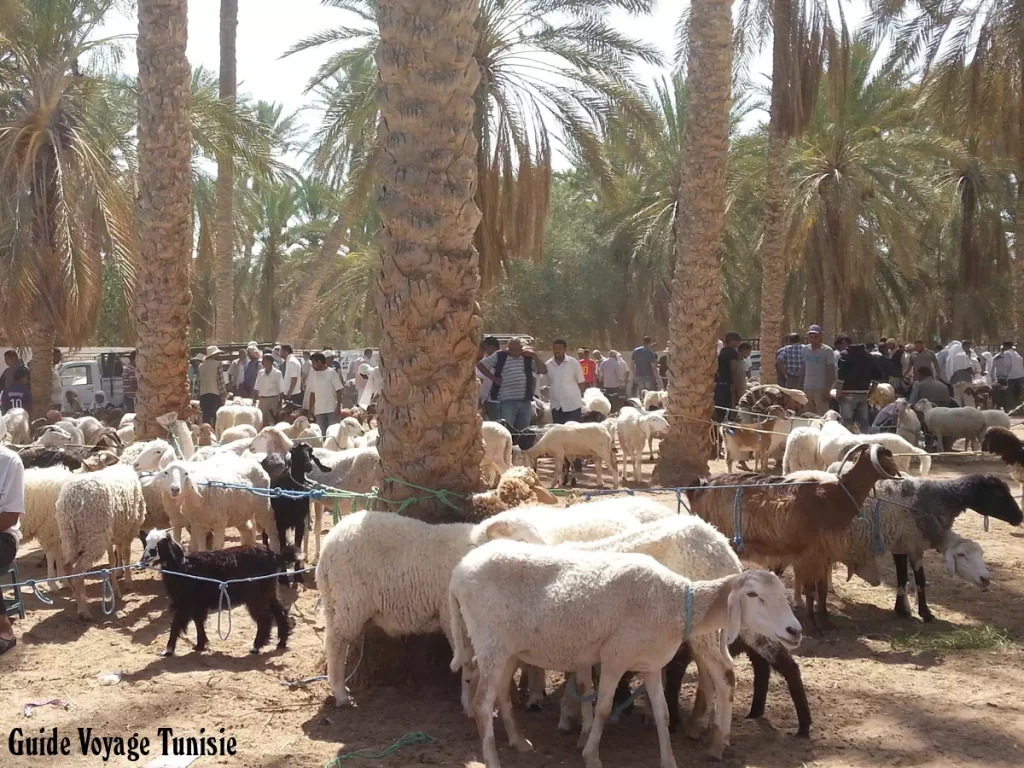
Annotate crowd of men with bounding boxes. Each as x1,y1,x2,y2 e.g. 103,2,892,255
715,328,1024,433
0,348,70,415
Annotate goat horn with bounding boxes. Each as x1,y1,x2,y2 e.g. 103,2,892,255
836,443,870,475
869,444,900,479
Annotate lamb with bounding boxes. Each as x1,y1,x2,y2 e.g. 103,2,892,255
21,466,75,589
70,416,105,446
260,442,330,584
481,421,514,486
316,510,548,707
150,455,273,553
980,426,1024,484
276,415,322,442
688,444,900,628
782,427,823,474
523,422,618,488
250,424,295,455
190,423,217,446
582,387,611,417
303,446,384,562
4,408,30,445
215,402,263,438
894,398,921,445
817,417,932,476
448,542,800,765
914,399,988,451
720,407,785,473
555,515,812,739
324,417,364,451
842,475,1021,621
127,439,176,472
220,424,258,444
641,389,667,410
980,409,1012,430
615,407,669,482
140,529,293,656
57,464,147,619
156,412,196,460
116,423,135,444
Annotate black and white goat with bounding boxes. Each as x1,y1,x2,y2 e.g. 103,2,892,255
260,442,330,585
140,529,293,656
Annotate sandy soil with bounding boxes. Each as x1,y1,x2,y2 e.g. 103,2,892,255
2,450,1024,768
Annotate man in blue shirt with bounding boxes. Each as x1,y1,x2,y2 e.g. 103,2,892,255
1,368,31,413
631,336,659,396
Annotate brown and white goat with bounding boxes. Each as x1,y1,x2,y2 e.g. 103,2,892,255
687,444,900,629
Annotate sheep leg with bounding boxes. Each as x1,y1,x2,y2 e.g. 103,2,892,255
160,610,191,656
814,580,832,630
248,604,274,654
576,667,597,748
745,646,770,720
633,447,642,483
69,560,91,620
892,554,912,619
664,647,691,733
473,656,509,768
705,655,735,760
594,456,605,488
524,664,546,711
765,644,811,737
558,682,579,734
326,625,355,707
292,522,306,585
641,670,679,768
211,528,226,551
118,541,133,591
496,660,533,753
271,598,291,648
193,609,210,652
912,563,934,623
580,663,625,768
684,656,714,740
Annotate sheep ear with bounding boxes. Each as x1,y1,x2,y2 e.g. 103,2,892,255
533,486,558,505
726,582,743,645
314,456,331,472
944,548,957,576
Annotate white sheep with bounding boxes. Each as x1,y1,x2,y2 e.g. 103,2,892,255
818,419,931,476
150,455,273,552
191,438,255,462
304,446,384,563
481,421,514,486
215,402,263,438
116,423,135,444
915,399,988,451
615,406,669,482
523,422,618,488
127,439,176,472
139,472,187,541
220,424,258,444
641,389,667,410
324,417,364,451
34,425,75,448
317,511,546,707
582,388,611,417
981,409,1012,430
275,415,323,442
57,464,147,619
250,424,295,455
531,399,553,426
895,398,921,445
354,428,378,448
118,412,136,428
21,466,75,589
781,427,822,473
70,416,105,446
448,542,800,766
4,408,29,445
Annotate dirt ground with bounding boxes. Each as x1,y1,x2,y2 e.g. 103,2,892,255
2,446,1024,768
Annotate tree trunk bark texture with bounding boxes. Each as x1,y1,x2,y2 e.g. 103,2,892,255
214,0,237,343
350,0,484,691
654,0,733,486
28,314,55,421
135,0,194,440
1015,50,1024,341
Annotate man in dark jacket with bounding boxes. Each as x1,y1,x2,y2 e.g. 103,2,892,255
836,342,886,431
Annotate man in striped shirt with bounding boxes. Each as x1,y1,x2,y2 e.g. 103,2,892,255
477,338,547,430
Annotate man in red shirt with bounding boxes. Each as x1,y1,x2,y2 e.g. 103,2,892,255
579,349,596,386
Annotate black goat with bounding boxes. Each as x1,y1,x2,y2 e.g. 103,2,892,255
260,442,330,585
140,530,293,656
17,446,84,471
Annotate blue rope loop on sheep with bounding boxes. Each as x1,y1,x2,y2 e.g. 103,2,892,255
100,569,116,615
217,582,233,640
732,487,744,552
23,579,54,606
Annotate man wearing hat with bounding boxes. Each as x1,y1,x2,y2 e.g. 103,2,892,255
197,346,228,425
801,324,835,416
240,343,261,399
254,352,285,425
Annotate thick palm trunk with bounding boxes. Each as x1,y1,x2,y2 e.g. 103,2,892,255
135,0,193,440
654,0,733,485
28,313,55,420
758,0,795,385
350,0,483,690
278,214,349,343
213,0,237,343
1016,52,1024,339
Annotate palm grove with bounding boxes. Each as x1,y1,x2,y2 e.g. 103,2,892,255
2,0,1022,483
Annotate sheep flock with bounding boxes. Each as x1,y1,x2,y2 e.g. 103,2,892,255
6,389,1024,768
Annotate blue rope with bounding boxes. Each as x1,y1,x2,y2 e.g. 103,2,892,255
100,570,116,615
217,582,232,640
609,683,646,724
732,488,744,552
564,673,597,703
984,515,990,532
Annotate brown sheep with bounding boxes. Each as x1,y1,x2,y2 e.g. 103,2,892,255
687,444,900,629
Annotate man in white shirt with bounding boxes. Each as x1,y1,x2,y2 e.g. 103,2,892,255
281,344,303,406
992,341,1024,410
301,351,312,392
350,349,374,395
598,350,626,394
545,339,586,423
306,352,344,432
254,353,285,426
0,446,26,654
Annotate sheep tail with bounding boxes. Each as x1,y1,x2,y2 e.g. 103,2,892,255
448,589,472,673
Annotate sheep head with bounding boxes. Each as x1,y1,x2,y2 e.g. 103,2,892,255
133,440,176,472
251,426,292,455
942,533,990,589
722,570,802,649
36,425,74,447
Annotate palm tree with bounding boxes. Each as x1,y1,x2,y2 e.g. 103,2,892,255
0,0,136,418
214,0,237,342
753,0,836,375
654,0,735,484
278,0,659,341
135,0,192,437
871,0,1024,336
